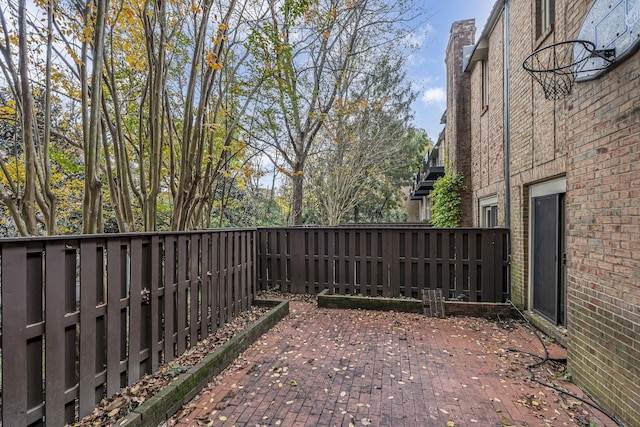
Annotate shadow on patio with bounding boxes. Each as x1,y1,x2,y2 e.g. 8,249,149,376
166,298,618,427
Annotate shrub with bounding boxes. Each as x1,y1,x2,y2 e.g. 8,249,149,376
430,173,465,227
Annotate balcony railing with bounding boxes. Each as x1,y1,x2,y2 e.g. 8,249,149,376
0,225,508,426
410,148,446,200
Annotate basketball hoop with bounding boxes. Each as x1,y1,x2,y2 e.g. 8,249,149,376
523,40,615,100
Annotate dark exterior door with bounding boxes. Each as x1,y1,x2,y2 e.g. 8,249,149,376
532,193,566,324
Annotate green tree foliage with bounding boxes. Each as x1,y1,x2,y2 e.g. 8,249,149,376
0,0,268,235
0,0,430,236
430,172,465,227
248,0,425,225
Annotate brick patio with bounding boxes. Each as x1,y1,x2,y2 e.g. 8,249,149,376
168,301,619,427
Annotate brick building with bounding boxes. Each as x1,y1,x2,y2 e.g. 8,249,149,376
433,0,640,424
410,21,475,225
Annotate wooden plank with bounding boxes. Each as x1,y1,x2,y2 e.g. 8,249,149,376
402,231,413,297
454,230,465,300
426,231,436,290
441,232,451,298
176,235,188,354
360,229,377,295
79,240,98,418
325,231,332,293
416,231,425,299
306,230,316,294
219,231,229,324
226,231,233,320
210,232,220,333
340,231,349,293
356,231,363,294
431,231,440,292
94,244,107,405
355,230,362,294
494,230,507,302
380,229,394,297
150,236,162,372
25,246,45,423
289,230,304,293
468,231,479,302
480,230,494,302
106,238,124,396
265,229,275,290
164,236,177,363
256,229,265,290
334,230,341,293
2,243,28,426
189,234,200,345
248,231,256,305
200,233,211,335
243,231,250,307
276,230,286,292
234,231,241,310
233,232,242,312
239,232,247,310
64,244,80,423
374,232,383,296
129,238,143,385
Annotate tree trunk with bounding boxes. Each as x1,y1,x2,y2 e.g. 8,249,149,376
291,171,304,225
17,0,39,235
42,2,59,235
82,0,107,234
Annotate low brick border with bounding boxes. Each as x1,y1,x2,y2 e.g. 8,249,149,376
114,299,289,427
317,289,516,318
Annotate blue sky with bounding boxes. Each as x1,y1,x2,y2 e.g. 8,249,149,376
408,0,496,142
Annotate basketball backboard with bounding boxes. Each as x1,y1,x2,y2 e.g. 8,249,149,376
574,0,640,81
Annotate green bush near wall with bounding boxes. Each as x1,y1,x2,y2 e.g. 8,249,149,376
430,173,465,227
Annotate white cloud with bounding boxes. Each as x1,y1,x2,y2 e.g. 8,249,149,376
422,87,446,106
404,24,433,49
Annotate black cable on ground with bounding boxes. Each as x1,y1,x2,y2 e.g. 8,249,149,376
506,300,624,427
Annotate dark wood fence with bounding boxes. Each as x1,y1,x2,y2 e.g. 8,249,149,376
0,229,255,426
257,226,509,302
0,225,509,426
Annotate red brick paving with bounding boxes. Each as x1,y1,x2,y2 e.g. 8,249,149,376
169,302,619,427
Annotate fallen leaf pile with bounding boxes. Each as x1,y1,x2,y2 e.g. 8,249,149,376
256,289,317,304
68,305,270,427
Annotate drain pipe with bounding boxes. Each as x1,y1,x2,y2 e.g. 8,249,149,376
503,0,512,299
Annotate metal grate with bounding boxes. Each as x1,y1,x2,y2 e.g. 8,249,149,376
422,289,445,318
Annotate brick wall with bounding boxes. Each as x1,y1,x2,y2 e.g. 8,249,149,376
445,20,475,227
455,1,640,424
507,0,571,310
564,4,640,425
467,15,506,226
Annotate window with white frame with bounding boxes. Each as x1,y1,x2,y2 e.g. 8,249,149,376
479,195,499,228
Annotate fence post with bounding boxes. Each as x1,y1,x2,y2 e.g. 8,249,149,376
2,243,30,425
